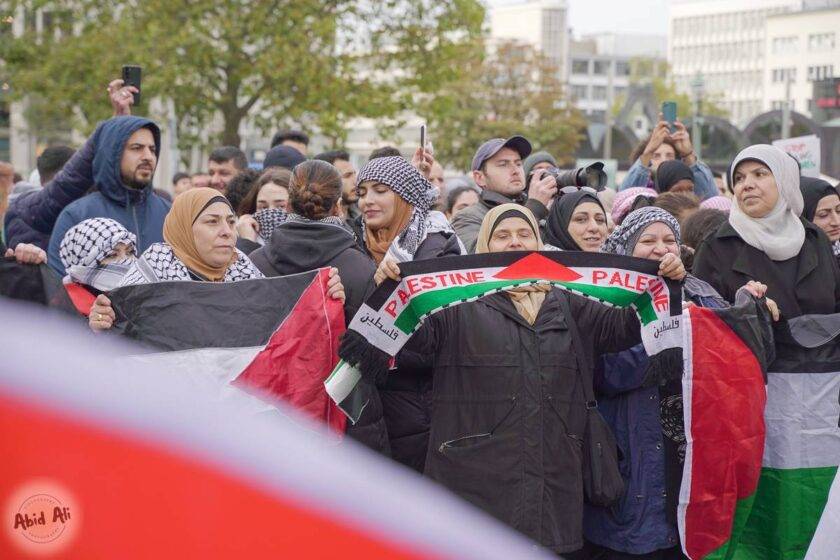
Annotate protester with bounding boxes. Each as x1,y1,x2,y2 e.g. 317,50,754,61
653,191,700,226
681,208,728,273
445,184,480,220
713,170,727,196
59,218,137,313
800,176,840,268
208,146,248,193
585,207,766,560
373,203,686,556
270,129,309,156
700,195,732,213
543,189,609,252
314,150,359,220
451,136,558,252
621,117,716,200
263,145,307,171
44,116,169,276
655,159,695,194
172,172,193,196
693,145,840,317
234,168,293,252
191,172,211,189
523,150,557,189
357,155,463,472
611,186,658,226
224,169,260,215
369,146,402,159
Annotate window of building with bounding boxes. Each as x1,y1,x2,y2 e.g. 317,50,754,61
592,86,607,100
613,86,627,99
593,60,610,75
772,36,799,55
771,68,797,83
808,65,835,82
571,85,588,99
615,61,630,76
808,33,836,52
571,59,589,75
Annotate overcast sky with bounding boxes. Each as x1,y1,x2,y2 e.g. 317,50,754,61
487,0,671,37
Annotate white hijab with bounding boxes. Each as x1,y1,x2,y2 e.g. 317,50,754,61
728,144,805,261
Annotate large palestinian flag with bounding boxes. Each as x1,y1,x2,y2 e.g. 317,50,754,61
333,251,682,415
681,310,840,559
109,269,347,432
0,301,550,558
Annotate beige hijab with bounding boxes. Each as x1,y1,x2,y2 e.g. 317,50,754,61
163,188,237,281
476,203,551,325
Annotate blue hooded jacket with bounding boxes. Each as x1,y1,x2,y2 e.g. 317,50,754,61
46,116,171,275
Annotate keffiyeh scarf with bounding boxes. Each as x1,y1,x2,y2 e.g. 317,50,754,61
254,208,350,242
59,217,136,269
602,207,682,256
120,242,263,286
357,156,442,262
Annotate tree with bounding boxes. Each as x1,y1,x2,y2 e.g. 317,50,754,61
424,41,586,170
0,0,484,150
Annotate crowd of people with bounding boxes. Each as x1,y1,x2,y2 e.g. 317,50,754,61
2,78,840,559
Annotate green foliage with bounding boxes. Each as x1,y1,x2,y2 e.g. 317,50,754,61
425,41,586,169
0,0,485,152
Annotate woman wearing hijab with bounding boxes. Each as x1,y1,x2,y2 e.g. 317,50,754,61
800,176,840,268
655,159,695,194
89,187,345,331
583,207,750,560
356,155,463,472
375,203,686,556
59,218,137,316
612,186,658,226
543,189,609,252
693,145,840,318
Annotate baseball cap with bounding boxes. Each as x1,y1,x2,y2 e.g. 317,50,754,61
471,136,532,172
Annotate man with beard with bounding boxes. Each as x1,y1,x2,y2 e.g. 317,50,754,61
47,116,170,275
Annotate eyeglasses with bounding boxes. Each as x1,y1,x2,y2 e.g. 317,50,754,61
557,186,599,198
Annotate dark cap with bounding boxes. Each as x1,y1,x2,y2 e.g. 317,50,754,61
471,136,532,172
263,145,307,171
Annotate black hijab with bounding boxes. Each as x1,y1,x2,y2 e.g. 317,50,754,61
544,190,606,250
799,176,840,222
656,159,694,193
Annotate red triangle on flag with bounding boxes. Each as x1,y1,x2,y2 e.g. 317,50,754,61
494,253,583,282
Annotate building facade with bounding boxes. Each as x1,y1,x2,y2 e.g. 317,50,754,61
488,0,569,79
763,6,840,118
668,0,804,127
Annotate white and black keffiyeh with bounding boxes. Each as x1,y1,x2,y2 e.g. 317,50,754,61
601,207,681,256
254,208,349,242
120,242,264,286
59,217,136,269
356,156,441,261
833,240,840,258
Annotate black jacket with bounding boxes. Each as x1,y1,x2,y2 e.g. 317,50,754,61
412,289,640,553
369,231,463,473
248,221,388,455
693,219,840,318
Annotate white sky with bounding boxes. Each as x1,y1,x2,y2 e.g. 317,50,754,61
487,0,671,37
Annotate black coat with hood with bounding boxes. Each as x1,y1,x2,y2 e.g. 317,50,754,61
410,289,640,553
248,221,390,454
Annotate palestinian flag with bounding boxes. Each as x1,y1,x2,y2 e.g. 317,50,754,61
334,251,682,421
681,310,840,559
109,269,347,433
0,301,546,558
679,294,772,559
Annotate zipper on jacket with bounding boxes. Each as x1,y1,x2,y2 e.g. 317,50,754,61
439,396,517,453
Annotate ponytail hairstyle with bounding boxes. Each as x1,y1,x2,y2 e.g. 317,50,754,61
289,160,342,220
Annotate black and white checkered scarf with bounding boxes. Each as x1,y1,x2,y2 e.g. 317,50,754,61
356,156,447,262
120,242,263,286
601,207,681,256
59,217,136,269
254,207,348,243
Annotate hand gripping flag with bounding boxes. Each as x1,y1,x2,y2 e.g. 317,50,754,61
331,251,682,422
109,269,347,433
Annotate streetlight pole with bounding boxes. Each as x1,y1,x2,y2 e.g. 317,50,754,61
604,59,614,160
691,73,705,161
781,72,792,139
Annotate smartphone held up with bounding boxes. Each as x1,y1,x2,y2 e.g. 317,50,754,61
122,65,142,106
662,101,677,133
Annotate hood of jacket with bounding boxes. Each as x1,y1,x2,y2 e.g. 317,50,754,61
92,116,161,207
264,220,358,274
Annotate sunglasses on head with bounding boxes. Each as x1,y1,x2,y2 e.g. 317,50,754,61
557,186,599,198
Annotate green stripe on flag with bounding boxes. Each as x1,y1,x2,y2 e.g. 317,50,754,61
393,278,652,334
708,466,837,560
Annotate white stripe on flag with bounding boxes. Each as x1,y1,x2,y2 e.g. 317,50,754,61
763,371,840,469
806,470,840,559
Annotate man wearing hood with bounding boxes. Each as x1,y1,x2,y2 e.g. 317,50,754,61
46,116,170,276
451,136,558,253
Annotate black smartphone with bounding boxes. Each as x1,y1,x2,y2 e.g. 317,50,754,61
662,101,677,133
420,124,426,153
122,65,142,106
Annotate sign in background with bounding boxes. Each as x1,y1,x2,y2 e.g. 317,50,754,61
772,134,821,178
